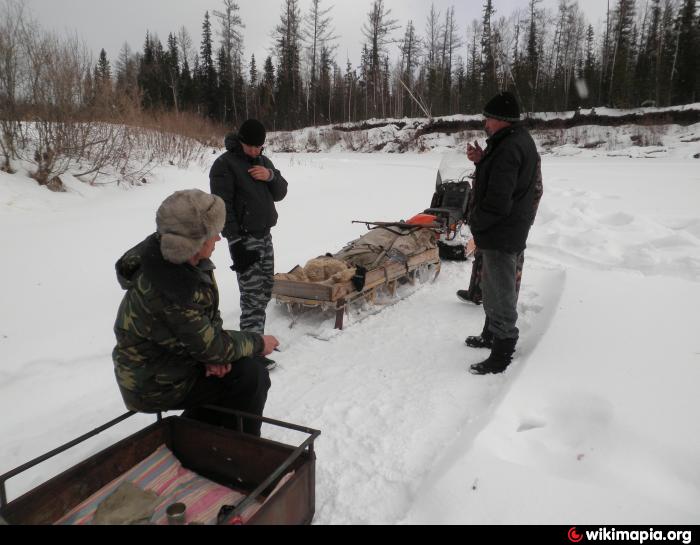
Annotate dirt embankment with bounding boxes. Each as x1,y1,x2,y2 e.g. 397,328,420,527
329,109,700,137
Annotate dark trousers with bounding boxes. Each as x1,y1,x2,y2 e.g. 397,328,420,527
481,249,523,340
177,357,271,436
467,248,525,304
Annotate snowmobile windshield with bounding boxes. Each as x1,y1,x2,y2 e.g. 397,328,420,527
436,152,472,187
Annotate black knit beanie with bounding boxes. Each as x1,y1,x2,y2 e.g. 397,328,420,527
483,91,521,122
238,119,266,146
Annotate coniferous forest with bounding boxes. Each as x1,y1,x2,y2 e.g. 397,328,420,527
1,0,698,143
115,0,699,130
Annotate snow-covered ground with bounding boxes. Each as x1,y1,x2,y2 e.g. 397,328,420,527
1,132,699,524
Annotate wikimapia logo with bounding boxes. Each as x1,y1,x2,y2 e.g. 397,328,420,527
569,528,584,543
567,527,693,544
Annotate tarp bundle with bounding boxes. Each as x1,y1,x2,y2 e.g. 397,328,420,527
334,226,436,270
275,226,437,286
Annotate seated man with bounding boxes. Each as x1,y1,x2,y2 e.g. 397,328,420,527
112,189,279,436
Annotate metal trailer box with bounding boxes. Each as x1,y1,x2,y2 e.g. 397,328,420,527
0,409,320,525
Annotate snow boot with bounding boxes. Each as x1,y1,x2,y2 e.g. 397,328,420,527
469,337,517,375
465,318,493,348
456,289,482,305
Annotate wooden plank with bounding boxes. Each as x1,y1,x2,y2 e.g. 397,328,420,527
272,279,333,300
406,248,440,268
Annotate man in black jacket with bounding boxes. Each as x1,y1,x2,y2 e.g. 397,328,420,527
464,92,541,375
210,119,288,370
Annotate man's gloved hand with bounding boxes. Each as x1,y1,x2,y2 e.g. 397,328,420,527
229,240,259,273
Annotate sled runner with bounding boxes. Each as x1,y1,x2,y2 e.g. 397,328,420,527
0,408,320,525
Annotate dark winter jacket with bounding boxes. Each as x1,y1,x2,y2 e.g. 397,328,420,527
468,123,541,253
209,134,288,241
112,233,264,412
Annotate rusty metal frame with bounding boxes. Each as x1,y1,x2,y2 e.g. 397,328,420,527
0,407,320,523
200,406,321,525
0,411,138,509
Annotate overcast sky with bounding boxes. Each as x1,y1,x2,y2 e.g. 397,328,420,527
23,0,611,70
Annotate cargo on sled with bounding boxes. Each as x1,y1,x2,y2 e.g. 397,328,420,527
272,221,441,330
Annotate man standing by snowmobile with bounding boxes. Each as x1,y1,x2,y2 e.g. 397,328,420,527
210,119,288,371
464,92,541,375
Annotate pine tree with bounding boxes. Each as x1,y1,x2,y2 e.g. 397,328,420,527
607,0,637,107
524,0,541,113
399,20,423,117
199,11,218,119
345,57,358,122
361,0,400,118
138,32,163,109
672,0,698,103
216,46,233,123
317,45,333,123
330,61,345,122
453,56,467,113
466,19,482,113
273,0,304,129
214,0,245,124
481,0,498,101
439,7,462,114
259,55,276,127
96,49,112,84
165,33,180,113
303,0,337,125
176,26,195,111
582,25,599,107
115,42,138,101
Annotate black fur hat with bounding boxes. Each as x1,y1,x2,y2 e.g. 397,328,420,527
238,119,266,146
483,91,521,122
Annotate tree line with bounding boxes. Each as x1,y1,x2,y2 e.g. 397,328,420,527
98,0,699,131
2,0,699,148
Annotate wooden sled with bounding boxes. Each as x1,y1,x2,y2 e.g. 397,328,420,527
272,248,441,330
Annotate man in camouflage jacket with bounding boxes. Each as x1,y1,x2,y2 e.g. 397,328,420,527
112,190,279,435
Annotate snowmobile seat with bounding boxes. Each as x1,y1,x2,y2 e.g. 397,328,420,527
424,181,470,226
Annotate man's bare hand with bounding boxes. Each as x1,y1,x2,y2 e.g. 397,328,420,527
205,363,231,378
467,140,484,164
248,166,271,181
261,335,279,356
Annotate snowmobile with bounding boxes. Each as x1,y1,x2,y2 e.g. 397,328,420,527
407,151,475,261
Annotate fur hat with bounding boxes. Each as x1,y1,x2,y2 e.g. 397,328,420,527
238,119,266,147
156,189,225,264
483,91,521,122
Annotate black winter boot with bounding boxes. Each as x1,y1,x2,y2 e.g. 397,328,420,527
465,317,493,348
469,337,517,375
456,290,481,305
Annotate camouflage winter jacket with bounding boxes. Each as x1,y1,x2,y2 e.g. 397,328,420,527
112,233,264,412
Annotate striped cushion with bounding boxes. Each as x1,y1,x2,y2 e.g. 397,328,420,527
56,445,260,525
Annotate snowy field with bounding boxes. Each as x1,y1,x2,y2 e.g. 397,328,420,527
1,139,699,524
